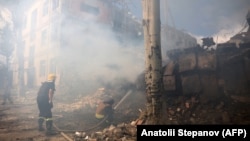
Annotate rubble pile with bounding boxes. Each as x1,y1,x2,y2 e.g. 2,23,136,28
162,94,250,125
50,87,144,140
73,123,137,141
156,40,250,125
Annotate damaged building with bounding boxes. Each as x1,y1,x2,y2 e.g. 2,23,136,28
8,0,198,98
0,1,250,141
160,13,250,124
162,12,250,97
135,10,250,125
10,0,143,95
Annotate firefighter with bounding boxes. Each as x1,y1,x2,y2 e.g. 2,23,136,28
95,94,115,126
36,74,56,134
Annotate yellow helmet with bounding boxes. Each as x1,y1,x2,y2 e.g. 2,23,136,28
47,73,56,81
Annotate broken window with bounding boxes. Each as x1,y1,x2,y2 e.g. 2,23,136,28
52,0,59,10
80,3,100,16
29,45,35,66
112,9,123,32
51,23,59,40
41,28,48,45
43,0,49,16
39,60,46,77
49,58,56,74
30,9,37,40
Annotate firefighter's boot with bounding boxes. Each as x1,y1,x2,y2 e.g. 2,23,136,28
46,120,56,135
38,118,45,131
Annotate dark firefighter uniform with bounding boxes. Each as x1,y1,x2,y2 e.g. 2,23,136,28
37,74,56,132
95,96,114,125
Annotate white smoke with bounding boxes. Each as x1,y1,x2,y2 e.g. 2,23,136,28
0,7,13,30
56,19,144,94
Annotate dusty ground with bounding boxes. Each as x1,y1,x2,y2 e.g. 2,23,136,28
1,88,250,141
0,89,144,141
0,95,70,141
0,107,64,140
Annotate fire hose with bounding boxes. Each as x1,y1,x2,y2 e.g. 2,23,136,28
53,90,133,140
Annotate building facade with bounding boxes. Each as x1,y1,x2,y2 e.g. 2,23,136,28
11,0,142,91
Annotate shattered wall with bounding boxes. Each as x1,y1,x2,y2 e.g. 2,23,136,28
216,43,250,95
163,42,250,100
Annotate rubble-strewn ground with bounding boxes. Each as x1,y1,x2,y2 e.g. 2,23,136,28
162,93,250,125
0,88,250,141
0,89,145,141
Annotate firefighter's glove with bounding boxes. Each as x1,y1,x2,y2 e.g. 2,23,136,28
49,101,53,108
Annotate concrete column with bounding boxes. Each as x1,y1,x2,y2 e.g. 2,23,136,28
142,0,163,124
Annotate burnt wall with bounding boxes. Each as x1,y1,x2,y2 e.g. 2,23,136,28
163,43,250,97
